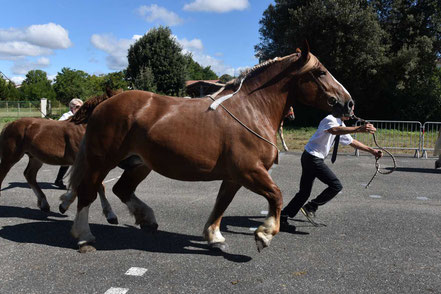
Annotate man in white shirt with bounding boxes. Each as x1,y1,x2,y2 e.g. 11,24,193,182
281,113,382,230
54,98,83,189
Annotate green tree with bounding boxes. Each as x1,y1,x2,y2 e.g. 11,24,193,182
0,77,20,101
219,74,234,84
103,71,129,91
185,54,218,80
19,70,56,101
53,67,90,104
126,26,187,96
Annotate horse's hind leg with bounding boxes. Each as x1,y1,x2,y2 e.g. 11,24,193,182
242,165,283,252
203,180,241,251
112,164,157,232
0,153,23,197
278,123,289,151
24,157,50,211
436,155,441,169
97,184,118,224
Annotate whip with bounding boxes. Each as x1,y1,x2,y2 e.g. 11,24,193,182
351,115,396,188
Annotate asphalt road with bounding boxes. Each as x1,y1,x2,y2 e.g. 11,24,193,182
0,152,440,294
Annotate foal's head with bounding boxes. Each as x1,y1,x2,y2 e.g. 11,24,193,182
291,42,354,118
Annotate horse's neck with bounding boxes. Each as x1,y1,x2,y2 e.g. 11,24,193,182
237,78,290,132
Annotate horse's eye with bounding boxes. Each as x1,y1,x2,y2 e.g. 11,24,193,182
318,70,327,76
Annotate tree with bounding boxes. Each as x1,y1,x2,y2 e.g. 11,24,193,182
19,70,56,101
219,74,234,84
53,67,90,105
103,71,129,91
126,26,187,96
185,54,218,80
0,77,20,101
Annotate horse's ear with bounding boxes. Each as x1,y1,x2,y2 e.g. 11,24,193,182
296,48,301,53
300,39,310,62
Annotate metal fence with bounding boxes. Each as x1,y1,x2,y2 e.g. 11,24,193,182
421,122,441,158
0,100,68,118
353,120,440,158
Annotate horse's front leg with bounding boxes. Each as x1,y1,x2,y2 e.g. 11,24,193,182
436,154,441,169
203,180,241,252
243,165,283,252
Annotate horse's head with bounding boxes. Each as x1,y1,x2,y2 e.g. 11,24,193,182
291,41,354,118
285,106,295,121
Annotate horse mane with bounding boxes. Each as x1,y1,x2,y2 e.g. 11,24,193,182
69,88,122,125
224,53,306,90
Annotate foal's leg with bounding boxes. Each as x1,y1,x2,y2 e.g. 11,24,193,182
242,165,283,252
0,153,23,197
112,164,157,232
97,184,118,224
23,157,50,211
59,184,118,225
435,154,441,169
203,180,241,251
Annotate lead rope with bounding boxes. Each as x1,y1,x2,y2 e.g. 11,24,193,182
207,95,279,152
352,115,396,188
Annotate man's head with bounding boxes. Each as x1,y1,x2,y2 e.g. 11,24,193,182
69,98,83,114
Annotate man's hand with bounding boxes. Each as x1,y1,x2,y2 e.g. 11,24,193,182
359,123,376,134
374,150,383,159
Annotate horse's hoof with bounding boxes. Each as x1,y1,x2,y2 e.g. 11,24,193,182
107,217,119,225
59,204,67,214
78,244,96,253
255,239,268,252
40,205,50,213
208,242,228,252
140,223,158,233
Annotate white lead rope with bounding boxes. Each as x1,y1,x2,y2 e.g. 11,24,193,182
209,77,246,110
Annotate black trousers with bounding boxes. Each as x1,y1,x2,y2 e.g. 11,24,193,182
282,151,343,217
55,166,69,182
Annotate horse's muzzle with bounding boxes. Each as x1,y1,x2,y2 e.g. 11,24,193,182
332,99,354,118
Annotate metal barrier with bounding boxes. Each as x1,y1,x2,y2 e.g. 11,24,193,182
353,120,423,158
421,122,441,158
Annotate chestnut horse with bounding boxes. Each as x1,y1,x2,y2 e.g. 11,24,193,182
0,93,118,224
69,42,354,252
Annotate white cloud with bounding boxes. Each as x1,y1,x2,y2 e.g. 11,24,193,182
183,0,249,13
0,23,72,59
176,36,240,76
11,57,51,75
90,34,136,70
11,76,25,85
137,5,183,26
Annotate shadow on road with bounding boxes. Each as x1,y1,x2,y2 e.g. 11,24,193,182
1,181,67,191
0,206,252,263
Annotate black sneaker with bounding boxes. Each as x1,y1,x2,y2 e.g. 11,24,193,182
54,180,67,189
300,206,319,227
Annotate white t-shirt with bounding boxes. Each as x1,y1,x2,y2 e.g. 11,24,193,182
305,114,353,159
59,110,73,121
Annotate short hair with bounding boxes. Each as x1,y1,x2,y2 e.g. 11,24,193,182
69,98,83,109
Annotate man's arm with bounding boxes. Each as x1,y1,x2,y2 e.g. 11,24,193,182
326,123,376,135
350,139,383,158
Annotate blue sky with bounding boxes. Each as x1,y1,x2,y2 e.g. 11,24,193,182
0,0,275,84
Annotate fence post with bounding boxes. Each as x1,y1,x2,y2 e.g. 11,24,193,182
40,98,47,118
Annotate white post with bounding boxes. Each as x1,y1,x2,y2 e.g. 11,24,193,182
40,98,47,118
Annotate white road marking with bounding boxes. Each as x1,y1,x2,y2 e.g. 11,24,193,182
103,176,121,184
125,267,148,276
249,227,257,231
417,196,429,200
369,195,382,199
104,287,129,294
260,210,268,215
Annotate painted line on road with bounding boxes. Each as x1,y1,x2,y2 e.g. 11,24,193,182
369,195,382,199
260,210,268,215
249,227,257,231
125,267,147,276
417,196,429,200
104,288,129,294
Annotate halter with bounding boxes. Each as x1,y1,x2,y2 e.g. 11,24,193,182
352,115,397,188
308,71,339,107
